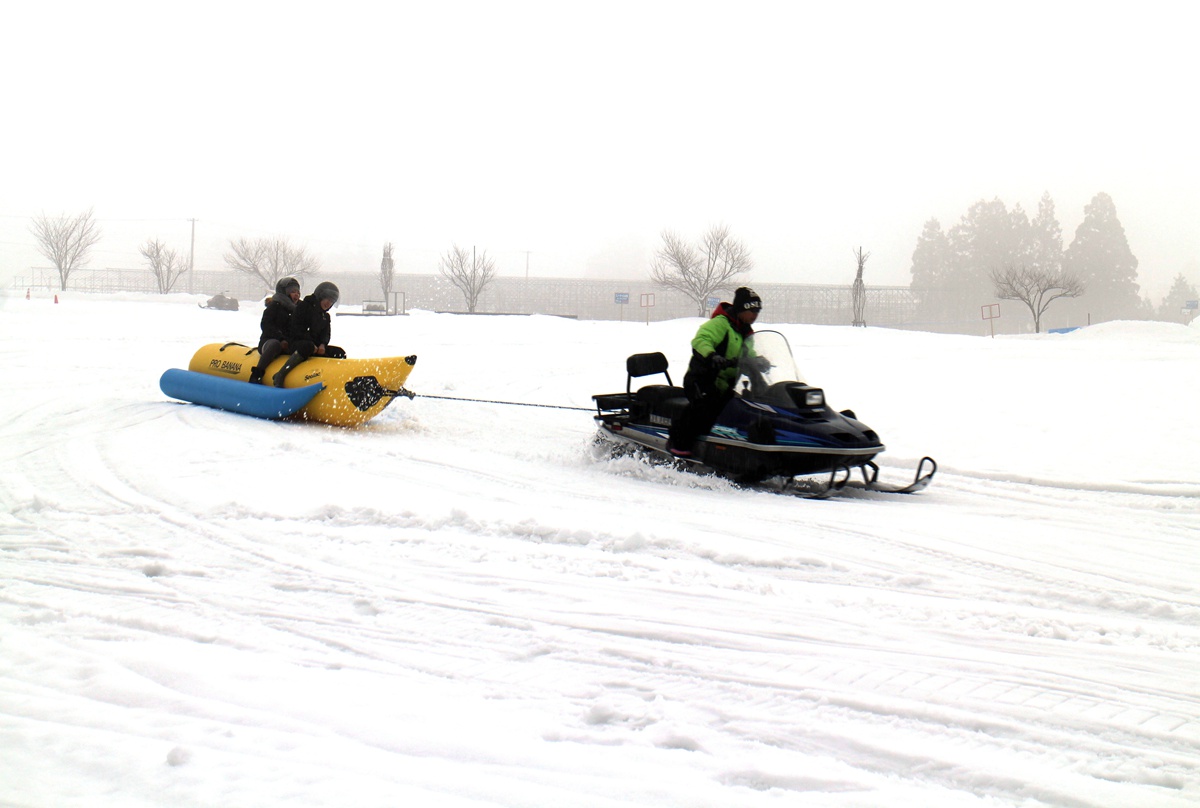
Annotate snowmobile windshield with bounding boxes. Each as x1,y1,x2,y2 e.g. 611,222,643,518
736,331,805,391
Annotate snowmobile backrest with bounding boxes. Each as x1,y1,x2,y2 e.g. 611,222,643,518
625,352,672,394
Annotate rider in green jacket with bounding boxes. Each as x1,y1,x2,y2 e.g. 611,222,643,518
667,287,762,457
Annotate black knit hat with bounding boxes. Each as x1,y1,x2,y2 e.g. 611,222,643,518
314,281,340,305
731,287,762,314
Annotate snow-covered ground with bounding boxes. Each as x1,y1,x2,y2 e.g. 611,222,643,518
2,290,1198,807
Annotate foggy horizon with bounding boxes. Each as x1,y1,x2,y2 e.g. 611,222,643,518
3,1,1197,303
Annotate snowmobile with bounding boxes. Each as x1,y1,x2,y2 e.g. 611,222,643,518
199,293,239,311
591,330,935,496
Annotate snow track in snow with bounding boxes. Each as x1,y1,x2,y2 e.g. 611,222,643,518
2,299,1199,807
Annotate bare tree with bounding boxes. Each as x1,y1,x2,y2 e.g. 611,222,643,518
439,244,496,313
851,246,869,327
650,224,753,315
380,242,396,302
990,264,1085,333
29,208,103,290
140,238,188,293
223,237,319,291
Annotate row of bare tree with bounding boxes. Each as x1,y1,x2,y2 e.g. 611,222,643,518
30,209,193,293
652,225,1089,330
27,210,322,295
653,224,1088,330
430,226,756,316
26,208,744,314
26,209,498,311
28,210,1086,327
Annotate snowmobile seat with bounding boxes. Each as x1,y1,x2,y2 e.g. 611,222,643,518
625,352,671,384
593,352,678,415
635,384,688,420
625,353,686,418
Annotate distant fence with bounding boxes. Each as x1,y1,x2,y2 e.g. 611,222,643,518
13,267,971,330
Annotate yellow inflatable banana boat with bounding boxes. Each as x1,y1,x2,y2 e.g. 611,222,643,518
187,342,417,427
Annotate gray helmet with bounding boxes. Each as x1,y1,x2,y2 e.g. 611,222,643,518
276,276,300,296
314,281,339,306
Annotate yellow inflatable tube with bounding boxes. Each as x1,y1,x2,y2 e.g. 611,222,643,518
189,342,417,427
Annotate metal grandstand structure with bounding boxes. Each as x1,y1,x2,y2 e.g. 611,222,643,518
13,266,964,331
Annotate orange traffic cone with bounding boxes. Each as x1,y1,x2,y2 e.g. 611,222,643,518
54,294,59,304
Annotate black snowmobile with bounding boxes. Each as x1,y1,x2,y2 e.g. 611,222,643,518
199,293,239,311
592,330,935,496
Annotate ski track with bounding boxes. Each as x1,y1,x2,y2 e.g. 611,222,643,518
3,387,1199,807
3,306,1199,806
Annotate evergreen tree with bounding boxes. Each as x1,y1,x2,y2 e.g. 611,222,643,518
909,218,952,326
907,194,1074,332
944,198,1025,319
1157,273,1199,321
1027,192,1064,274
910,218,951,287
1062,192,1141,322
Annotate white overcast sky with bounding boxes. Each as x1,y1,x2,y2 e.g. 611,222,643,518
2,0,1196,299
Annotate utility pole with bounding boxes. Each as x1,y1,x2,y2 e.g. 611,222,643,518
188,218,196,294
524,250,531,315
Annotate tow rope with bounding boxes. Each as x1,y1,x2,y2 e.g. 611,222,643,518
416,392,592,412
343,376,591,413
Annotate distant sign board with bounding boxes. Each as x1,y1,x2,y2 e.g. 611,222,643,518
639,293,655,325
706,296,719,310
981,303,1000,338
614,292,629,305
1186,300,1198,310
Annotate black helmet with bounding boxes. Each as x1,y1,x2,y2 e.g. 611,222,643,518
276,276,300,296
314,281,340,306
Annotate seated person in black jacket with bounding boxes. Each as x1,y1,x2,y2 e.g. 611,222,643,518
248,276,301,385
272,281,347,387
